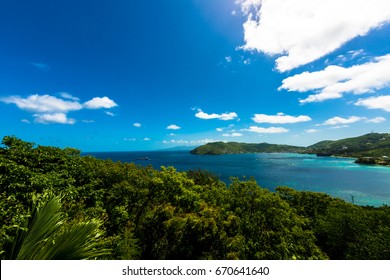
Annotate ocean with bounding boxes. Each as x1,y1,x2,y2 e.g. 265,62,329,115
83,151,390,207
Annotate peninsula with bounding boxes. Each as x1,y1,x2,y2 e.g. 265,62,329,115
190,133,390,166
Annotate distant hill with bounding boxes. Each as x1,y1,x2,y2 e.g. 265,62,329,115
190,133,390,166
190,141,306,155
306,133,390,165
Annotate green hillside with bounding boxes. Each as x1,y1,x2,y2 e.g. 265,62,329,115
307,133,390,165
191,133,390,166
190,141,306,155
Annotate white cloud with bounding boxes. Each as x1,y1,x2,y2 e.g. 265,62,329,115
366,117,386,123
0,94,80,125
245,126,289,134
1,93,119,125
237,0,390,71
305,129,319,133
163,139,186,144
21,119,31,124
133,123,142,127
355,95,390,112
60,92,80,101
81,120,95,123
222,132,243,137
124,138,136,141
0,94,82,113
163,139,222,145
329,125,349,130
278,55,390,103
349,49,365,58
34,113,75,125
322,116,364,126
105,111,115,117
331,49,365,65
243,58,251,65
83,96,118,109
143,138,151,141
252,112,311,124
225,56,232,63
167,124,181,130
195,109,238,121
216,128,224,132
194,138,223,144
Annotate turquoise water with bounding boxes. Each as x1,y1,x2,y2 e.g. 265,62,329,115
84,151,390,207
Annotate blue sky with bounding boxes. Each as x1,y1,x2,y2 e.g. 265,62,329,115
1,0,390,151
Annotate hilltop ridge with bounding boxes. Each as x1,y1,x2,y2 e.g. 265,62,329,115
191,133,390,166
190,141,306,155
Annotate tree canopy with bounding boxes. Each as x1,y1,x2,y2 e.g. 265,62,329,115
1,136,389,259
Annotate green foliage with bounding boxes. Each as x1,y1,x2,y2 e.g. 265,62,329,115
1,136,389,260
0,193,27,256
190,141,306,155
4,192,109,260
226,179,325,259
277,187,390,259
307,133,390,162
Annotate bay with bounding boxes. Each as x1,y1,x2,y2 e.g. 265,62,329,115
84,151,390,207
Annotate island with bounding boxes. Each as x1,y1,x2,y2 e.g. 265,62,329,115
191,133,390,166
190,141,306,155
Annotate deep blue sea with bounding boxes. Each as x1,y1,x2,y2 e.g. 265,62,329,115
84,151,390,207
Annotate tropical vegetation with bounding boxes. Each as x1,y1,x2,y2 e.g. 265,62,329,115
1,136,389,259
190,141,306,155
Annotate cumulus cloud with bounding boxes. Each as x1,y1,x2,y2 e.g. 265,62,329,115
305,129,319,133
355,95,390,112
252,112,311,124
222,132,243,137
133,123,142,127
366,117,386,123
278,55,390,103
0,94,82,113
320,116,385,126
163,139,222,145
322,116,364,126
83,96,118,109
216,128,224,132
143,138,151,141
34,113,76,125
244,126,289,134
167,124,181,130
0,93,118,125
237,0,390,71
0,95,79,125
195,109,238,121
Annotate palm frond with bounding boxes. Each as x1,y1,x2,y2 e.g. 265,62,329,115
17,194,63,259
8,192,109,260
38,220,110,260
